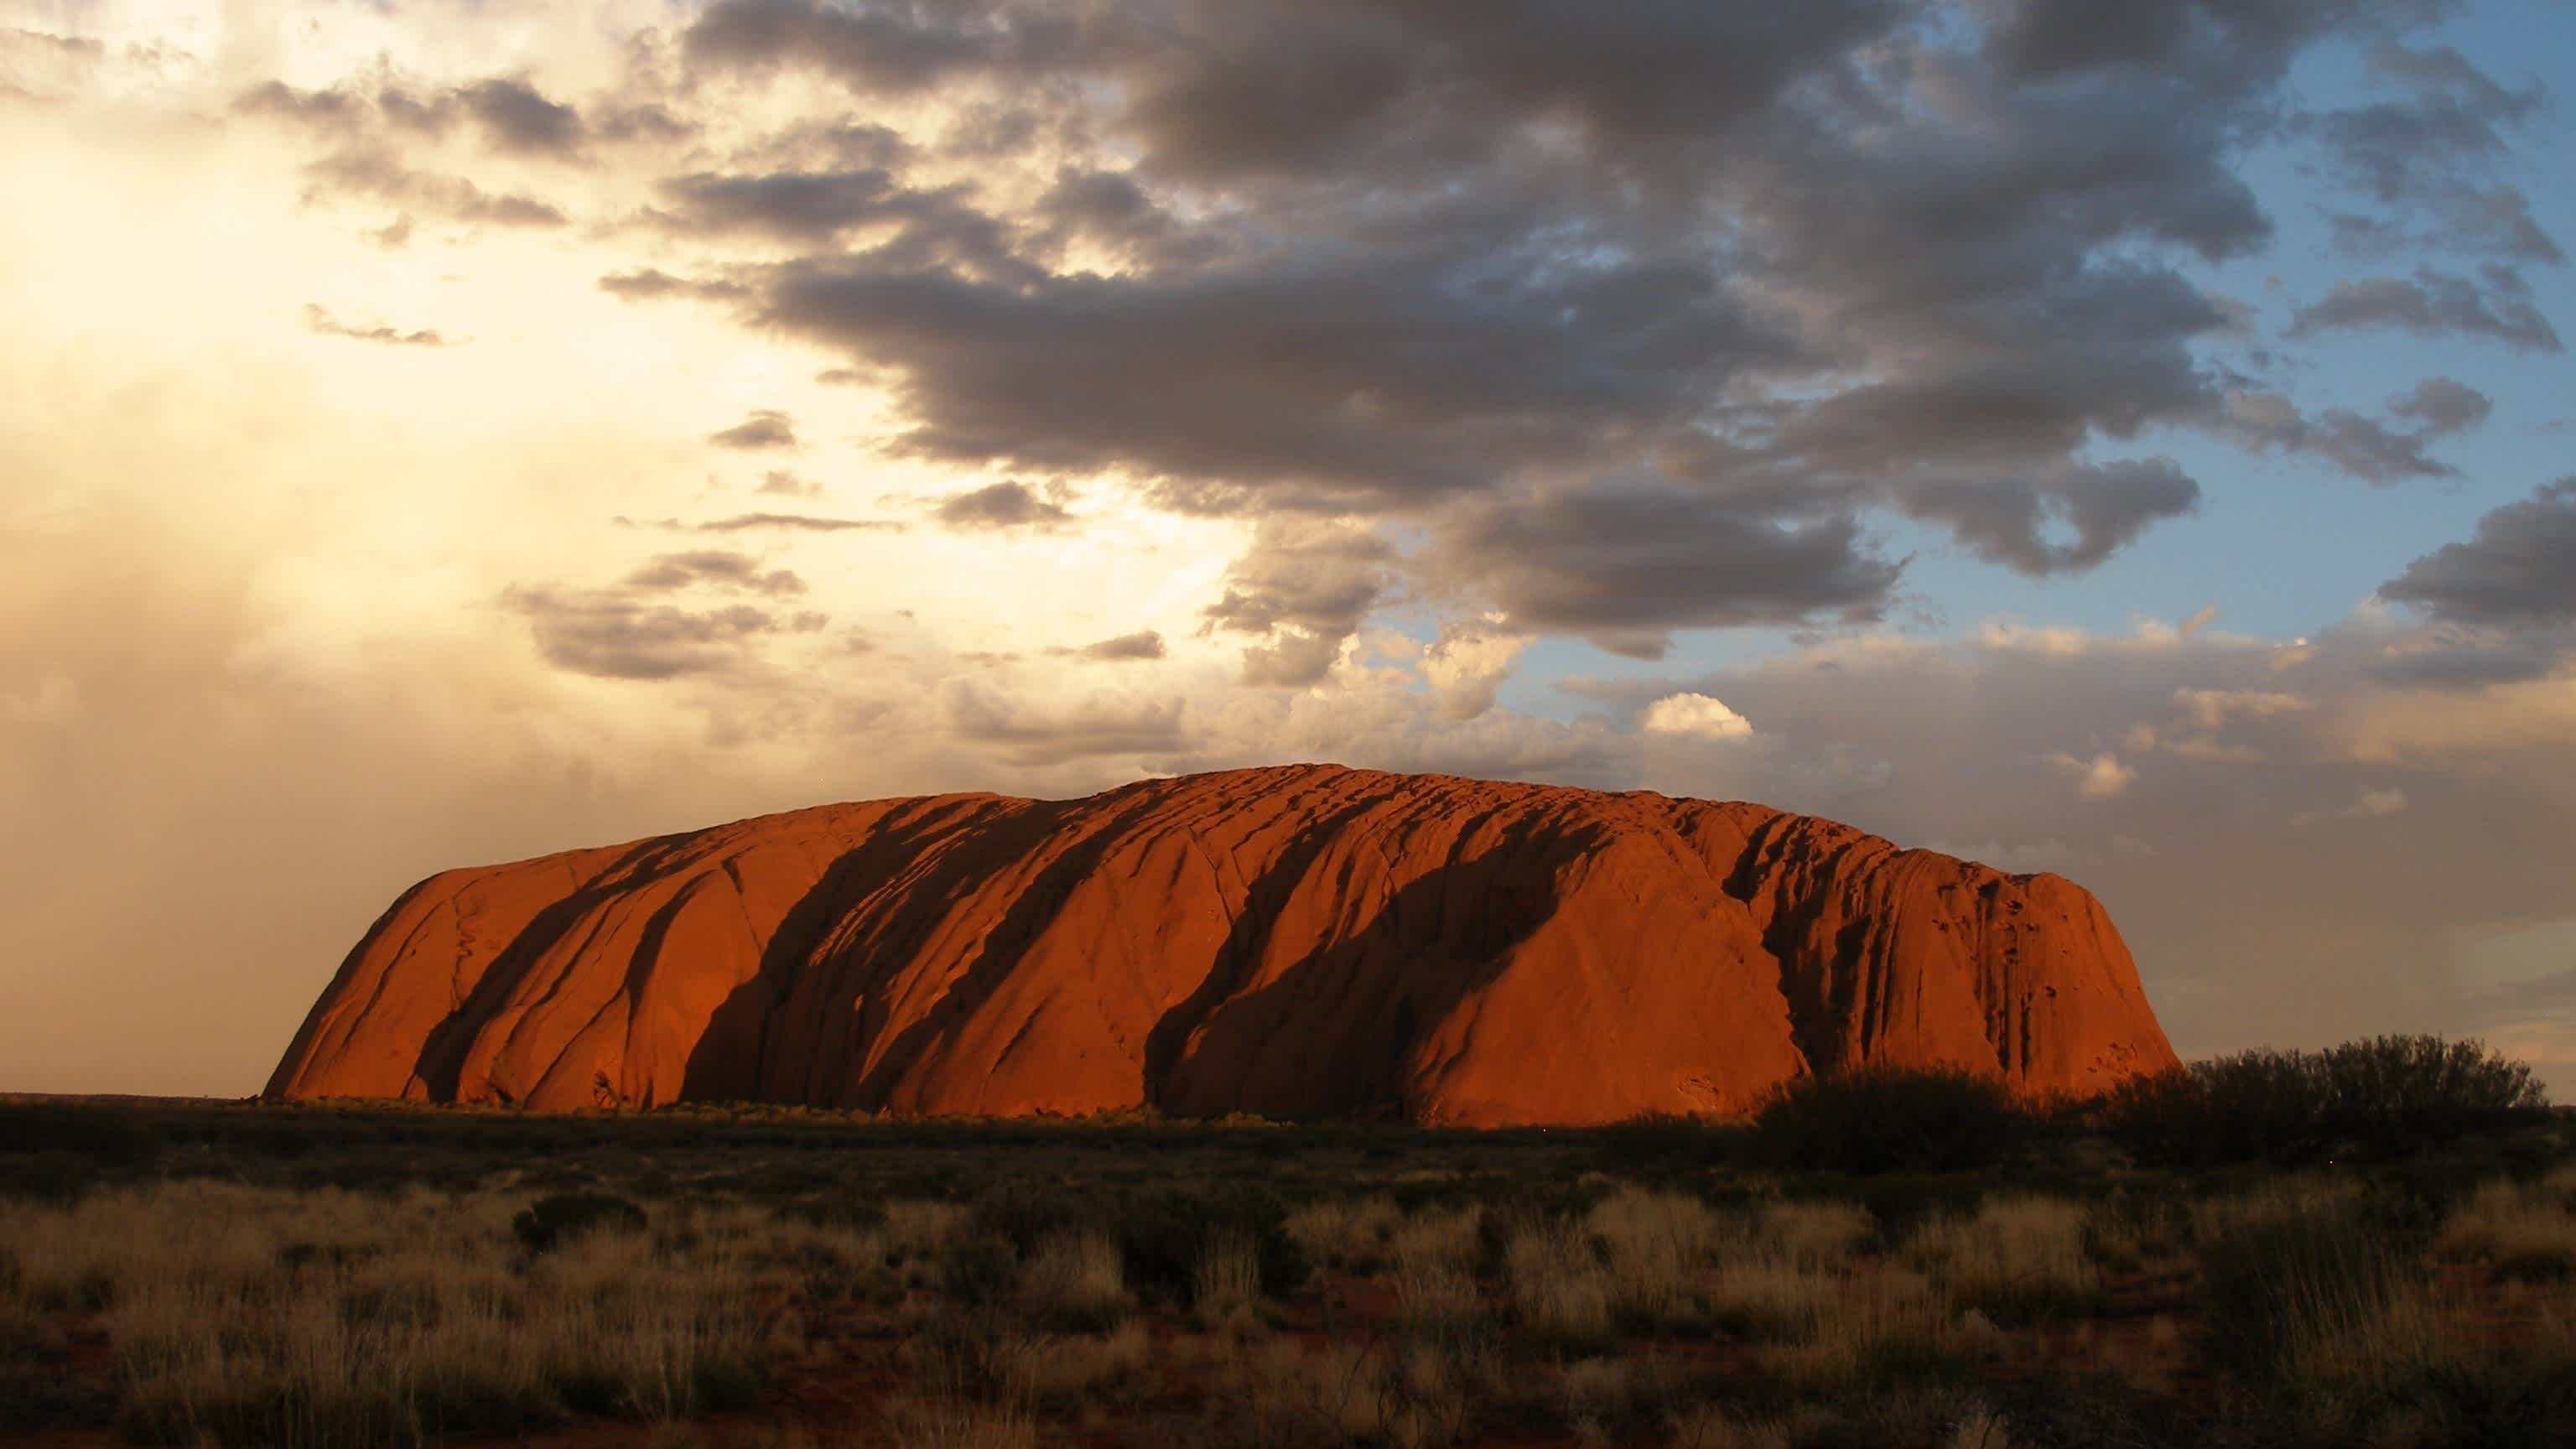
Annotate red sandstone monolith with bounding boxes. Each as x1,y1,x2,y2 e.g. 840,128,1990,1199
267,764,2178,1124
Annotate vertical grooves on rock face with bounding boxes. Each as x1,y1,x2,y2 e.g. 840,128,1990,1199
271,764,2181,1122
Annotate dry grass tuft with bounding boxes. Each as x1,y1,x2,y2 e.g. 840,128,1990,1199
1505,1221,1617,1354
885,1398,1037,1449
1285,1197,1404,1273
1668,1405,1793,1449
1193,1231,1264,1327
994,1322,1149,1410
2438,1174,2576,1282
1015,1232,1130,1332
1587,1188,1721,1328
1758,1198,1873,1270
1904,1196,2100,1321
3,1180,777,1447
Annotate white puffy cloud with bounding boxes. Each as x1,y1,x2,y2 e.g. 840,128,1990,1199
1639,692,1756,741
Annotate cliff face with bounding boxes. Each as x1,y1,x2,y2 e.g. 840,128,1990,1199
267,764,2178,1125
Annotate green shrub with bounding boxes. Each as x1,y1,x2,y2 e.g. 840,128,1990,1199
1748,1067,2029,1174
509,1192,647,1254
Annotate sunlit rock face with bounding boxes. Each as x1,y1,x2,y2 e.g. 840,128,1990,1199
267,764,2178,1124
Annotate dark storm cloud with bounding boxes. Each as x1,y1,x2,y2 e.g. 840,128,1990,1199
693,512,904,533
1111,0,1903,183
932,481,1071,530
2368,632,2568,690
621,550,806,596
2288,269,2563,351
759,247,1795,508
301,304,449,349
1427,486,1900,657
501,585,816,681
1981,0,2432,81
681,0,1069,93
708,410,797,450
657,170,1036,279
659,168,901,240
2380,480,2576,626
656,0,2542,647
457,78,584,156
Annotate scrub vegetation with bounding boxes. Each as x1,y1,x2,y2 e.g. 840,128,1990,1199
0,1035,2567,1447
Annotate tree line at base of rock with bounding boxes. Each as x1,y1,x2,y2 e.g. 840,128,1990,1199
1599,1033,2553,1176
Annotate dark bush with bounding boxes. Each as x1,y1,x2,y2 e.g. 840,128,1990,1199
1592,1111,1726,1175
0,1104,159,1166
937,1231,1021,1308
1748,1067,2030,1174
970,1177,1093,1252
2098,1035,2549,1168
509,1192,646,1254
1115,1184,1306,1306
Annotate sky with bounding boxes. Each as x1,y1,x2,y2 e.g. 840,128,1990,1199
3,0,2573,1099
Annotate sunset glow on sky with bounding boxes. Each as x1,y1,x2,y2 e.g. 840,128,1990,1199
4,0,2573,1097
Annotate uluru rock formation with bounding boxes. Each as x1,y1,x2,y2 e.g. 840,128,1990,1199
267,764,2178,1125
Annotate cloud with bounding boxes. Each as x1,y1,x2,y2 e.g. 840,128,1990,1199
693,512,903,533
1202,519,1394,687
598,269,750,303
2386,377,2493,434
1640,693,1754,742
457,77,583,157
621,550,806,596
940,682,1192,767
301,304,449,349
501,583,825,681
756,470,818,497
932,480,1072,531
299,146,567,228
2303,41,2558,264
1066,630,1166,662
2288,269,2562,352
2379,480,2576,626
1426,485,1898,656
708,410,797,450
1902,460,2203,574
1417,621,1528,723
682,0,1054,94
2052,750,2137,800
